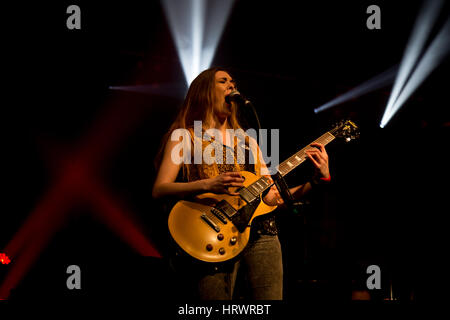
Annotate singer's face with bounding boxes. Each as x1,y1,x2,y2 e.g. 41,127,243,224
213,71,236,118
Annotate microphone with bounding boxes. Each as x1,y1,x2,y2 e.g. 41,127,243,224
225,90,251,106
227,90,261,130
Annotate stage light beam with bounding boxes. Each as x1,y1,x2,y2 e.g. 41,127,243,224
0,101,161,300
380,0,446,128
162,0,235,85
314,65,398,114
380,16,450,128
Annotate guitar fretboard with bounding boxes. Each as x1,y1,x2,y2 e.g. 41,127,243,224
242,130,337,199
244,175,273,197
278,132,335,177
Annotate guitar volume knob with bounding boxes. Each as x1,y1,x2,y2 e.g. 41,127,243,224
219,248,226,255
230,237,237,245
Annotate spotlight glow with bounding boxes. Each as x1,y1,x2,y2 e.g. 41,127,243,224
162,0,235,85
0,253,11,265
314,65,398,114
380,17,450,128
380,0,446,128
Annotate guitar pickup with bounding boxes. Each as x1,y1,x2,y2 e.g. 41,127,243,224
210,208,228,224
201,214,220,232
215,200,238,219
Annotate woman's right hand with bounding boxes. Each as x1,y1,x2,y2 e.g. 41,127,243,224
204,172,245,195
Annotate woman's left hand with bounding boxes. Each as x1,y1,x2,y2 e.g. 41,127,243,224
305,143,330,179
263,185,284,206
262,177,284,206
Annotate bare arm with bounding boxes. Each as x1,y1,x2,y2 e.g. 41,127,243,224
152,138,203,198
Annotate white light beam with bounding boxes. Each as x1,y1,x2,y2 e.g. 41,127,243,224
314,65,398,114
380,17,450,127
381,0,445,127
162,0,235,85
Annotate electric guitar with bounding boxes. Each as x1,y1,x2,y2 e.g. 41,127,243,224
168,120,359,263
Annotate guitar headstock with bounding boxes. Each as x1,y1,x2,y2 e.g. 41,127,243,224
331,120,360,142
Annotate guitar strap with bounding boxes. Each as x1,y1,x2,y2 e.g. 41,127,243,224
271,172,305,215
271,171,295,207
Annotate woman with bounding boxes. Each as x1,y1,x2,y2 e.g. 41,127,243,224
152,67,330,300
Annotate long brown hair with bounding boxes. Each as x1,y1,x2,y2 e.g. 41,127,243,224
154,67,243,173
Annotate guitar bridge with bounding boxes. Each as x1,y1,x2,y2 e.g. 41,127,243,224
201,214,220,232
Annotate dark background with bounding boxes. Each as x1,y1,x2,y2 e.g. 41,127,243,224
1,0,449,304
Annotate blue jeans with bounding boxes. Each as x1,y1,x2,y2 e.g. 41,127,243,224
196,234,283,300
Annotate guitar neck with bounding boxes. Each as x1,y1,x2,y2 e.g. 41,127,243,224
241,130,337,200
277,131,336,177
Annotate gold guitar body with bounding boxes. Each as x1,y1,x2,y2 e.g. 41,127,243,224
168,171,277,263
167,119,360,263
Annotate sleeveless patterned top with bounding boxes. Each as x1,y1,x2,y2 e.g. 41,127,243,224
181,127,278,236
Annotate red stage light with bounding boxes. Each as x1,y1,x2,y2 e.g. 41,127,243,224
0,253,11,265
0,101,161,300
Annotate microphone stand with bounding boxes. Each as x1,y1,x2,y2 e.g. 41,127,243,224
247,96,309,286
246,101,261,131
